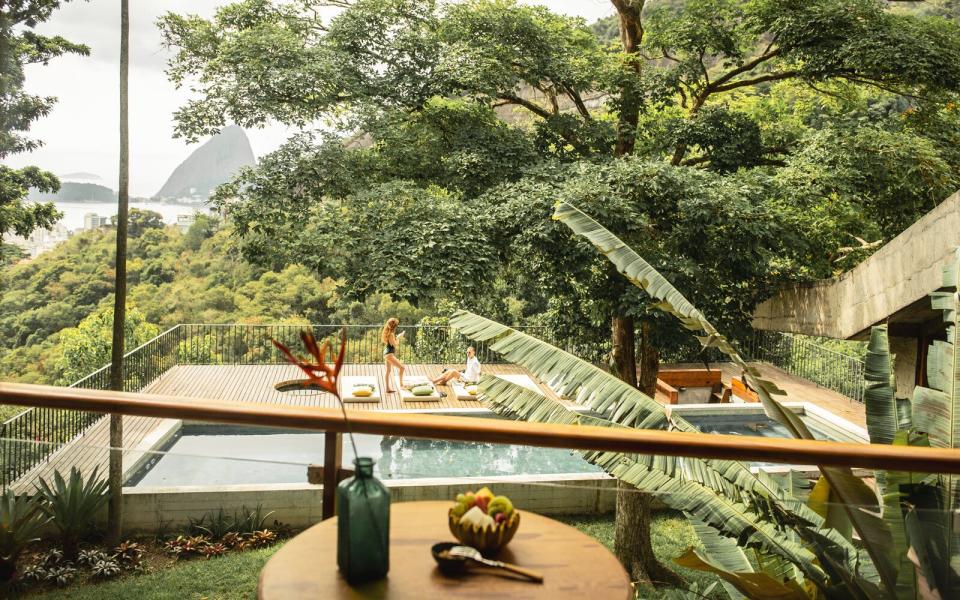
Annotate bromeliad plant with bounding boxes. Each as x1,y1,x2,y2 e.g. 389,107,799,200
0,490,50,583
35,467,109,562
450,202,960,599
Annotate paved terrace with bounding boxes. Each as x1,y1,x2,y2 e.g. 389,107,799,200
10,361,865,493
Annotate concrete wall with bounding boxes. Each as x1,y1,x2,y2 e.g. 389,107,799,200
752,190,960,339
119,474,618,533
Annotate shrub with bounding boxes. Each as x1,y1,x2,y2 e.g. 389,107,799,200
113,540,144,568
248,529,277,548
90,557,121,579
77,548,109,566
202,542,227,559
164,535,210,560
44,564,76,587
35,467,109,561
0,490,50,583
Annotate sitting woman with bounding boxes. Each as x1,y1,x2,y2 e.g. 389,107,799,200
431,346,481,386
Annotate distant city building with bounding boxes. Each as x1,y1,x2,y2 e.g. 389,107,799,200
83,212,110,230
8,223,71,258
177,213,196,231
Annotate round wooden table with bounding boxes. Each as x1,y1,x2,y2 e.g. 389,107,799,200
259,501,632,599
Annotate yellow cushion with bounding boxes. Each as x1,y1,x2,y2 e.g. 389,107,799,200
466,385,478,395
352,387,373,397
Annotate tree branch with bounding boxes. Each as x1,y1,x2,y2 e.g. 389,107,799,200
710,70,799,94
708,48,782,91
497,93,553,119
563,83,593,121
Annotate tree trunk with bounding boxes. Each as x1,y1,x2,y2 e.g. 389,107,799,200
610,0,645,157
610,317,683,589
611,315,637,387
107,0,129,546
638,321,659,398
607,1,680,590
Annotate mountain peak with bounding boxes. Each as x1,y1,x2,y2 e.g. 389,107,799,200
154,126,255,201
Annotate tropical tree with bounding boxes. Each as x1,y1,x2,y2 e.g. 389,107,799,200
0,0,87,253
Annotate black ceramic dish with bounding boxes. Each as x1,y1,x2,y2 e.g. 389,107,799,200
431,542,469,575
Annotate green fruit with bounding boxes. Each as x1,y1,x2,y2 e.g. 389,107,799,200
451,502,467,519
455,493,466,504
464,492,476,508
487,495,514,518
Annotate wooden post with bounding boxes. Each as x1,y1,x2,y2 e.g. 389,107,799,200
322,432,342,520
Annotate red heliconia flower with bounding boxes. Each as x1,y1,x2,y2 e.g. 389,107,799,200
272,328,346,399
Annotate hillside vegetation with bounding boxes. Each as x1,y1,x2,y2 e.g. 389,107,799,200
0,210,432,390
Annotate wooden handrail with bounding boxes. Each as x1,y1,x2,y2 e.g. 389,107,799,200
2,381,959,474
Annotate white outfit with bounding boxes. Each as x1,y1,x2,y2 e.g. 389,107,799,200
463,356,481,382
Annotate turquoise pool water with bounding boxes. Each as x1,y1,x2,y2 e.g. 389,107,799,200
127,411,855,487
127,423,601,487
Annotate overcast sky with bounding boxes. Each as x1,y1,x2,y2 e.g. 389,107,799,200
6,0,614,197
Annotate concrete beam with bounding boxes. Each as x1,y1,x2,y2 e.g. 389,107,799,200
752,190,960,339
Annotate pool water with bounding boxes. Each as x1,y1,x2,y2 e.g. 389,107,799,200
681,414,846,441
127,411,857,487
127,423,601,487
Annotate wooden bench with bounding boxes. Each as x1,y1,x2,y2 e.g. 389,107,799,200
656,368,728,405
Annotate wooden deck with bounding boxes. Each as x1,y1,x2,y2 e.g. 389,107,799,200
146,363,568,411
10,361,865,492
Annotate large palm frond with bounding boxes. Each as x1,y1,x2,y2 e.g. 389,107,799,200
905,248,960,594
476,373,886,594
478,376,827,587
552,200,897,596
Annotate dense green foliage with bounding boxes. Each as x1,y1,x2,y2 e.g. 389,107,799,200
157,0,960,364
0,0,87,249
0,211,439,386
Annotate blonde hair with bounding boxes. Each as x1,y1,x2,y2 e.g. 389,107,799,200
381,318,399,344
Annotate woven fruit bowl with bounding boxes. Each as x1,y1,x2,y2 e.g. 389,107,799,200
447,508,520,555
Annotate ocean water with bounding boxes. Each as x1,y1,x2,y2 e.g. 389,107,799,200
48,201,212,231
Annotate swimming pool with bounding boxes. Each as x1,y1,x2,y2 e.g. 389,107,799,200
126,422,602,487
127,406,865,487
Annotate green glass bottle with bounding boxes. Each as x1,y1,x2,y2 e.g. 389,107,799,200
337,457,390,583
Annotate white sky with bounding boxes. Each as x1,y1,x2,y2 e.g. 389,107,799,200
5,0,615,197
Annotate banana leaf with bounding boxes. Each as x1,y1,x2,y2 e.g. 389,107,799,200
674,549,809,600
904,249,960,594
477,374,841,590
864,326,900,446
456,314,879,594
552,200,897,597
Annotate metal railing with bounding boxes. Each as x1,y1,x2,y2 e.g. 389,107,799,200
0,322,554,489
0,322,868,489
174,323,554,366
0,326,181,489
746,330,866,403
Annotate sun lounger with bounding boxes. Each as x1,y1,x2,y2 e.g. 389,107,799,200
395,375,443,401
340,375,381,403
451,380,481,401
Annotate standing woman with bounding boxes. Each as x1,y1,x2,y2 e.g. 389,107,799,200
382,318,405,393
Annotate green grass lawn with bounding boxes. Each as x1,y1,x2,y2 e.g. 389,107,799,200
29,546,281,600
30,512,720,599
